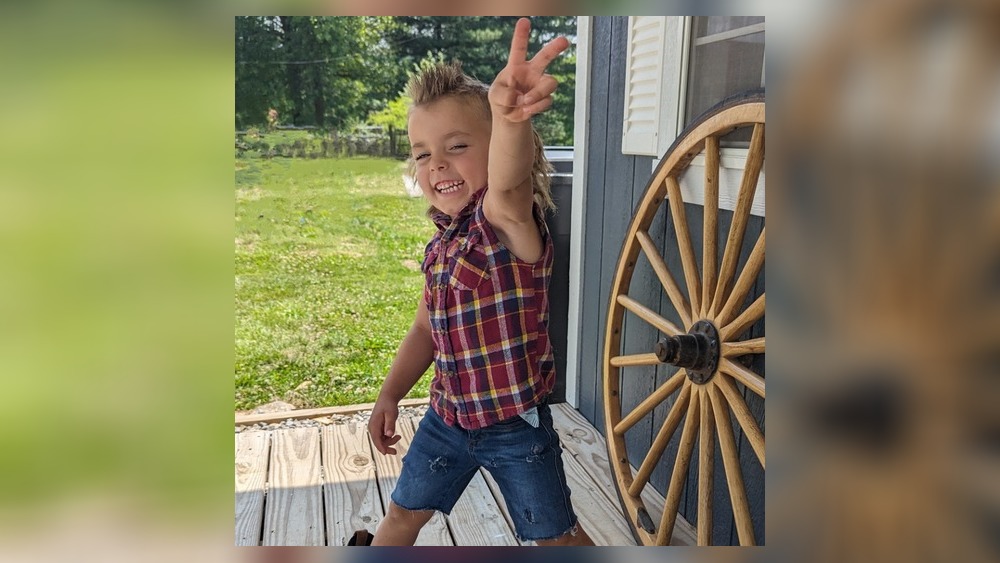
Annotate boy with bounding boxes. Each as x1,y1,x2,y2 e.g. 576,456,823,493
366,18,594,546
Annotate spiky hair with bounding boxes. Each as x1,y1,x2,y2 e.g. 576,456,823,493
407,61,555,214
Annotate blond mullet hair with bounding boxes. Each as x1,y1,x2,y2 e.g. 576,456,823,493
406,61,555,215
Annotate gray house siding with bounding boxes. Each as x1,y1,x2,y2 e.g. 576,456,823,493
574,16,765,545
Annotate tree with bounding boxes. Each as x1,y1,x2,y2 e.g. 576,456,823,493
235,16,577,144
276,16,371,129
382,17,577,144
235,17,286,129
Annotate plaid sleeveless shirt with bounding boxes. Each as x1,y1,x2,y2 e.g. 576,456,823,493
422,187,555,429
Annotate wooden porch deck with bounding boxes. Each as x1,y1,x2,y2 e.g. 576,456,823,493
235,402,695,546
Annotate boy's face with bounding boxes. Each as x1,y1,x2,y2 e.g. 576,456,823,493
408,96,491,217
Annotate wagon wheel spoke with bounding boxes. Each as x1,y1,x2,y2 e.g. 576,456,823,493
716,228,765,328
715,375,765,468
614,370,687,436
655,386,701,545
617,294,683,336
708,383,756,546
701,135,720,319
666,176,702,313
637,230,693,329
710,123,764,317
697,385,716,544
628,381,692,495
718,357,766,398
610,353,663,367
720,293,765,341
721,337,765,357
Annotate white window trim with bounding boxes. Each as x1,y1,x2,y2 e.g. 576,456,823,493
565,15,592,408
692,22,766,46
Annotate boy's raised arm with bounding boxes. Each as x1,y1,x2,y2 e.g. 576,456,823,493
485,18,568,261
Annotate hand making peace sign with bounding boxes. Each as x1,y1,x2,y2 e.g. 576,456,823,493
489,17,570,123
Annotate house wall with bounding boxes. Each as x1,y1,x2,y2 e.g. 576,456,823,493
573,16,765,545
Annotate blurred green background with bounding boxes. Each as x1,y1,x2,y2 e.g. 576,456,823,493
0,7,233,545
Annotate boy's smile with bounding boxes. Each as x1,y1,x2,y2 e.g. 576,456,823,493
408,96,491,217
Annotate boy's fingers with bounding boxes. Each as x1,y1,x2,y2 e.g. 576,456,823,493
384,434,401,455
521,75,558,106
530,37,570,72
367,417,382,450
489,83,523,109
383,412,396,439
507,17,531,65
521,96,553,118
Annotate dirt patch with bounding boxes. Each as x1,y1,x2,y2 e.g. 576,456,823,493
236,234,259,251
236,186,266,202
236,400,297,418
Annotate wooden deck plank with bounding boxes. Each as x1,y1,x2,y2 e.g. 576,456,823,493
552,403,696,546
560,447,638,545
235,431,269,546
236,401,690,546
445,470,519,546
263,427,324,546
550,403,621,507
370,412,454,546
321,422,383,546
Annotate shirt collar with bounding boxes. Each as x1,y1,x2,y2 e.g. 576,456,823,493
431,186,487,231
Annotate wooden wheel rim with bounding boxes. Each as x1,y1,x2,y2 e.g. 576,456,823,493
603,93,765,546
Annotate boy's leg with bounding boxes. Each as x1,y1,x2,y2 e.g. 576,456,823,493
478,404,588,544
371,501,435,546
376,406,478,545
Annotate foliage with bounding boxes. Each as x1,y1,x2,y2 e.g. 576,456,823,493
235,16,577,144
235,157,436,410
235,128,408,160
367,94,411,132
235,17,286,130
236,16,398,130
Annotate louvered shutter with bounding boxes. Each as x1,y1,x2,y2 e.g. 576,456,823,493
622,17,666,156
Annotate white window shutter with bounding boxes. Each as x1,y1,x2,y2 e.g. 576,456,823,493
622,16,666,156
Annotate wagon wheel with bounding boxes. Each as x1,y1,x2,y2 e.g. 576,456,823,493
604,92,765,546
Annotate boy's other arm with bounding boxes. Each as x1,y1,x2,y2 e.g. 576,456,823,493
485,17,568,263
369,297,434,455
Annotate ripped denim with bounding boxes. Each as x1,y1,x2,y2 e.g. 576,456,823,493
390,403,578,542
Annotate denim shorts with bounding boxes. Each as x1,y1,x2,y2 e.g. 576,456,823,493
390,402,579,542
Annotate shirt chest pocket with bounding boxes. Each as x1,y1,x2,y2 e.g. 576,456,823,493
449,233,491,292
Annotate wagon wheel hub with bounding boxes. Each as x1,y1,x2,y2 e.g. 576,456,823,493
653,320,720,384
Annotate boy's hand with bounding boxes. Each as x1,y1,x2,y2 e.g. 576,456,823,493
489,17,569,123
369,398,402,455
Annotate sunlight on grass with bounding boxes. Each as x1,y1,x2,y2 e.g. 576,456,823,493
235,157,435,410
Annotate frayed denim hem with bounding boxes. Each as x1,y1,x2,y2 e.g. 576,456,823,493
517,518,580,543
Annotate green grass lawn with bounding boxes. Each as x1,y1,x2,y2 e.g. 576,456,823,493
235,156,435,411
